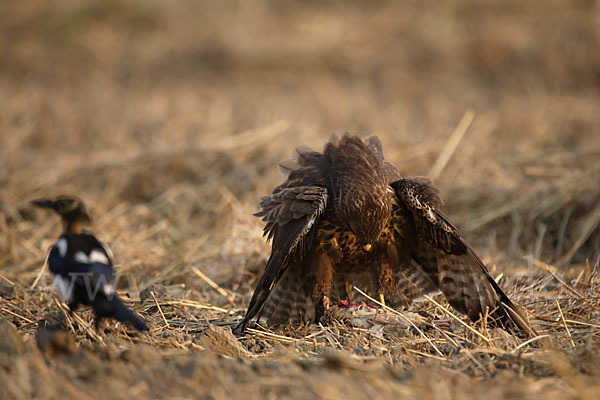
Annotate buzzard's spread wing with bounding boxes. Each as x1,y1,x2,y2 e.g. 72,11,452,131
391,177,535,335
234,185,328,332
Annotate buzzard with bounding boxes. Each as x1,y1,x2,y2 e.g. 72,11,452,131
235,135,533,335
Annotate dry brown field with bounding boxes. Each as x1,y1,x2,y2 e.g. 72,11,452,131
1,1,599,398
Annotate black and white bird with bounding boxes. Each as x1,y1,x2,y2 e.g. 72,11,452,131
32,196,148,331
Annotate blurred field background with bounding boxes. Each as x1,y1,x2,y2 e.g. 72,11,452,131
1,1,600,399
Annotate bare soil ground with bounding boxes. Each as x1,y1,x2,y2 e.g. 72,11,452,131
1,1,599,399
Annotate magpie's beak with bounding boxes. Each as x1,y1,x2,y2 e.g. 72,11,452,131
31,199,55,210
362,244,372,252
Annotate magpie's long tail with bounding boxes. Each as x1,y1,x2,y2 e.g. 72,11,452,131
92,295,148,331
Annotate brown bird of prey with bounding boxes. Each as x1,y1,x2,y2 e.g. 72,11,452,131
234,135,533,335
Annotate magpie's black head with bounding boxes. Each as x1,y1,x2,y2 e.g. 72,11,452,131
31,196,91,232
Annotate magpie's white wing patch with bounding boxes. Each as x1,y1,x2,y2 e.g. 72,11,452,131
73,249,110,265
74,251,89,263
89,249,110,264
56,238,68,257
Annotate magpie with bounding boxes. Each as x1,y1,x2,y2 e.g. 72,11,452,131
32,196,148,331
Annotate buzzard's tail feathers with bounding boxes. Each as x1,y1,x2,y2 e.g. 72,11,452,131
391,261,440,307
258,265,311,324
234,261,311,334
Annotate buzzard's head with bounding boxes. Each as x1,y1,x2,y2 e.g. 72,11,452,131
326,136,394,250
337,182,393,250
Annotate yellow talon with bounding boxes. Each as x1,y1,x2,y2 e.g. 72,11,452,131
379,293,386,306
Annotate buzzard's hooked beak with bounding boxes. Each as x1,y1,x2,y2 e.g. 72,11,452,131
362,244,372,252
